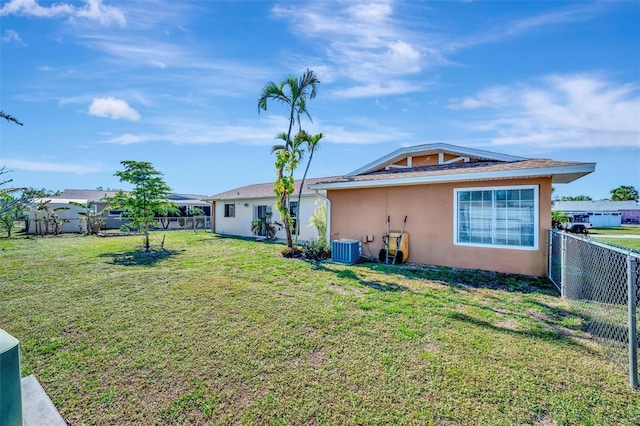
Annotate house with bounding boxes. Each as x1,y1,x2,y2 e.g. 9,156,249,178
206,177,332,242
27,189,212,234
552,200,640,226
308,143,595,277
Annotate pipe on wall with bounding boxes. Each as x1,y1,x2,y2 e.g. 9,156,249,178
314,190,331,243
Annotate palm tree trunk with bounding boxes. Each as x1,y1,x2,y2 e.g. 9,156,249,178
294,149,315,246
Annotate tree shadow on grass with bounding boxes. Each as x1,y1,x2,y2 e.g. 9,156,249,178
99,247,182,266
447,311,599,354
312,263,409,292
354,261,558,296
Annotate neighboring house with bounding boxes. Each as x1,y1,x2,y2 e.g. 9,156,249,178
206,177,332,242
308,143,595,277
27,189,211,233
552,200,640,226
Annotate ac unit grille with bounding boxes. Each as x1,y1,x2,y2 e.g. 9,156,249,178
331,239,361,264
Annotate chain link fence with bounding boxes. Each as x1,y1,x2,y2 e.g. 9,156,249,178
548,230,639,388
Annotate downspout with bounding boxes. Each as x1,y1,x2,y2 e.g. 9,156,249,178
314,190,331,243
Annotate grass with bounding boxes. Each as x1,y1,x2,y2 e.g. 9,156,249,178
1,232,639,425
591,237,640,252
590,225,640,235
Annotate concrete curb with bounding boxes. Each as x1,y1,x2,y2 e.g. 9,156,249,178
21,375,66,426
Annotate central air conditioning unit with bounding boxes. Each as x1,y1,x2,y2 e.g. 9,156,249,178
331,239,361,265
1,329,22,426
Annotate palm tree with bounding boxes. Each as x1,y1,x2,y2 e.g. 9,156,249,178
258,69,320,248
293,131,323,245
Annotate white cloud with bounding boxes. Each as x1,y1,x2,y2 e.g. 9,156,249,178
73,0,126,26
98,114,410,146
272,1,431,97
2,158,99,174
453,74,640,149
1,29,26,46
0,0,125,26
88,97,141,121
334,81,420,98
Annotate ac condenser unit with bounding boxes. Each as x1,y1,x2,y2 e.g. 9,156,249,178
0,329,22,426
331,239,361,264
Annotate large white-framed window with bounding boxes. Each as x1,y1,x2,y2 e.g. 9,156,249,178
454,185,538,250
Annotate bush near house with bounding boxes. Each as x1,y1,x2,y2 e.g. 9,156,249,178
1,233,638,425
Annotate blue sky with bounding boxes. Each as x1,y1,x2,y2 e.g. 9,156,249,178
1,0,638,200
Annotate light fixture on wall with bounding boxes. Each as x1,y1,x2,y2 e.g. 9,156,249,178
244,203,249,207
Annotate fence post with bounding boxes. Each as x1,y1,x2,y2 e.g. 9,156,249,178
548,229,552,280
560,232,566,298
628,254,638,389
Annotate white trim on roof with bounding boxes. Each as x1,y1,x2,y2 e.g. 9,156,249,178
309,163,595,190
346,143,528,176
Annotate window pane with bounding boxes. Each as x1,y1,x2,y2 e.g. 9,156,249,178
456,187,536,248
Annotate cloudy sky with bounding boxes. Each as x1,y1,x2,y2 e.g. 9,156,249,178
1,0,638,199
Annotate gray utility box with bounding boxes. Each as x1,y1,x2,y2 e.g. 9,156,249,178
1,328,22,426
332,239,361,264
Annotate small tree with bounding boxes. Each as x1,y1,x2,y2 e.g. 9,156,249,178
610,185,638,201
0,194,26,236
108,161,175,251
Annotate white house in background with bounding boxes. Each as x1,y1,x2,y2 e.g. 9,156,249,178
27,189,212,234
552,200,640,227
205,177,331,242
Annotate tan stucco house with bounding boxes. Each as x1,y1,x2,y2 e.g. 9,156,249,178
309,143,595,277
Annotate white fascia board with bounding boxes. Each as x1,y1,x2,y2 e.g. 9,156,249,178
346,143,528,176
310,163,595,190
206,193,320,202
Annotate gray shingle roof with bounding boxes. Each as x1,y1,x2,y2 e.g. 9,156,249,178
553,200,640,212
55,189,118,201
208,177,340,201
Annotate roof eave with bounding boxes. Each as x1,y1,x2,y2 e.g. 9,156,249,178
309,163,596,190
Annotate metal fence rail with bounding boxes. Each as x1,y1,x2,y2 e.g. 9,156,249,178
548,230,639,388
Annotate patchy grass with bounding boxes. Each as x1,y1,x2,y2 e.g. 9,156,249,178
1,232,639,425
590,225,640,235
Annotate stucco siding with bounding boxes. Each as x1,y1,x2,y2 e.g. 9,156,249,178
213,196,322,242
328,177,552,277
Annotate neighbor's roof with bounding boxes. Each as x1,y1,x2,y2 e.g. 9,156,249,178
56,189,118,201
206,177,337,201
553,200,640,212
309,158,595,190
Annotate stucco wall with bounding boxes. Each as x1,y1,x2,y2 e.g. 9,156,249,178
213,196,323,242
328,177,552,277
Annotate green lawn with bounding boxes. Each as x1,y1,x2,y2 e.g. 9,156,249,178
590,225,640,235
591,237,640,252
1,233,639,425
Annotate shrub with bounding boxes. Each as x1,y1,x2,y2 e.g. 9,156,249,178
302,238,332,261
281,246,303,258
